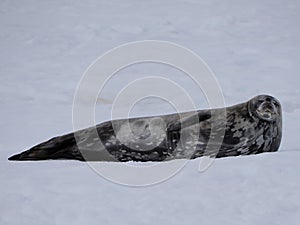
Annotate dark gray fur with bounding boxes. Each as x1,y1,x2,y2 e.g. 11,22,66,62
8,95,282,162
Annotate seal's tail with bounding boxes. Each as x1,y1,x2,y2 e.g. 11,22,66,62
8,133,84,161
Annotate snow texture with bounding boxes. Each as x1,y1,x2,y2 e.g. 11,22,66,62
1,0,300,224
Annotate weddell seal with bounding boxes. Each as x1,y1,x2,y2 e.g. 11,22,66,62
8,94,282,162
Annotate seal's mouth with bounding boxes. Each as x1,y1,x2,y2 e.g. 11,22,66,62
260,110,272,120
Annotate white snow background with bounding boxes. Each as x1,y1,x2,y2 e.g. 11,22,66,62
1,0,300,224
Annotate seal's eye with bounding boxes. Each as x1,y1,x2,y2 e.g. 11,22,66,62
257,99,265,106
272,100,279,108
256,100,277,121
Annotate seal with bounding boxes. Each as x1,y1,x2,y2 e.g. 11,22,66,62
8,94,282,162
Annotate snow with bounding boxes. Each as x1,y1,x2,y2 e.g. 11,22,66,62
1,0,300,224
1,153,300,225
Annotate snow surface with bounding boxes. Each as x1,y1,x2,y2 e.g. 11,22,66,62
1,0,300,224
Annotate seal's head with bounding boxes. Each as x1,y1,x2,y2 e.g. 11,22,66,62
248,95,281,122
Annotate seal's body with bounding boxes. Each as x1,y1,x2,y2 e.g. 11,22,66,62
8,95,282,162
